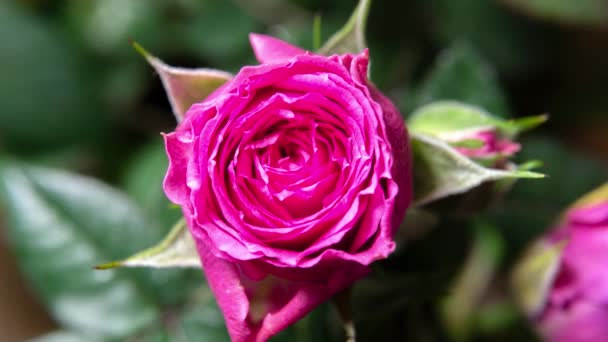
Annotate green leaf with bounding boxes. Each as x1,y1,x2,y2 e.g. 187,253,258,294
133,41,232,122
318,0,371,55
24,163,198,303
429,0,543,74
0,161,158,338
411,132,543,206
409,43,510,117
30,331,98,342
0,2,106,150
511,239,566,317
143,285,335,342
504,0,608,26
122,141,181,230
442,222,504,341
352,272,455,342
176,0,259,72
165,287,231,342
121,141,203,304
408,101,546,138
122,284,232,341
63,0,164,58
97,219,200,270
282,302,335,342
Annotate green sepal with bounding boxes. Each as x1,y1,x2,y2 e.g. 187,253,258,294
511,239,567,317
411,132,544,206
132,41,231,122
318,0,371,55
408,101,547,139
96,218,201,270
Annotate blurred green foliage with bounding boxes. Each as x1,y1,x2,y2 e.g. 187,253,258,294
1,0,607,341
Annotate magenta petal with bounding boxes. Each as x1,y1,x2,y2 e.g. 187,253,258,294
249,33,307,64
195,233,367,342
540,300,608,342
568,202,608,226
192,231,252,341
163,131,194,205
161,39,414,342
368,84,412,232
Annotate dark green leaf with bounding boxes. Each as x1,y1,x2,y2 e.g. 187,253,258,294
176,0,259,72
30,331,98,342
0,2,106,149
137,285,335,342
63,0,165,57
410,43,510,117
122,141,181,230
442,222,504,341
0,161,158,338
504,0,608,26
428,0,543,74
23,165,199,304
170,288,231,342
122,141,204,304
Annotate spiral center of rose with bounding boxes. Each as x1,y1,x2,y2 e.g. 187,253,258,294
229,112,348,221
204,69,378,251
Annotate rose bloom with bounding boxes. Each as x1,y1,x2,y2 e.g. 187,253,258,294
163,34,412,341
534,200,608,342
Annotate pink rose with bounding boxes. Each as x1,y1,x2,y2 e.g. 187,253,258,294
534,201,608,342
163,34,412,341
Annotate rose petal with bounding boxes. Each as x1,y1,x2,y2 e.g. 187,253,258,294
192,227,368,342
368,84,411,232
162,36,413,342
540,299,608,342
568,202,608,226
163,130,194,205
249,33,308,64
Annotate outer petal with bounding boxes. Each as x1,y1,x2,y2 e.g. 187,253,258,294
368,84,412,231
249,33,307,64
540,300,608,342
191,225,367,342
163,130,194,205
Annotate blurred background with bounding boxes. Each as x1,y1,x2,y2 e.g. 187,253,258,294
1,0,607,341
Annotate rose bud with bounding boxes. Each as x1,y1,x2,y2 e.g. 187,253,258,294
163,34,412,341
407,101,544,215
512,184,608,342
